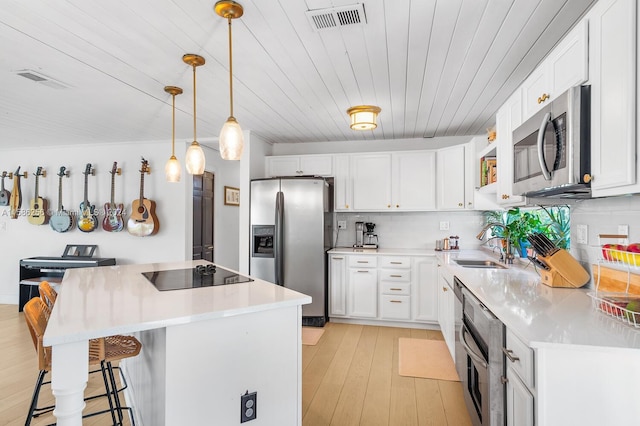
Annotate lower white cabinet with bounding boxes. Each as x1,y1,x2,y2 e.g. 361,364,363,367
437,266,455,357
503,328,535,426
348,268,378,318
328,253,438,325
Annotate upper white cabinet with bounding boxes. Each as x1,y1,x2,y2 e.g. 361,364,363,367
521,20,589,120
333,155,352,211
495,92,526,207
351,153,393,210
351,151,436,211
392,151,436,211
265,154,333,177
436,145,465,210
589,0,639,196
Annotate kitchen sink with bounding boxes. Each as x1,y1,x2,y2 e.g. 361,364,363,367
454,259,507,269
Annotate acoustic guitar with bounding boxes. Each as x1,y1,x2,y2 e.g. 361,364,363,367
77,163,98,232
50,166,74,233
27,167,49,225
0,171,10,206
102,162,125,232
9,166,24,219
127,158,159,236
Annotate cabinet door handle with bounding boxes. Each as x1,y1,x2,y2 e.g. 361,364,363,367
442,287,448,292
390,274,402,278
333,257,344,260
458,202,463,207
537,93,550,104
501,376,509,384
390,288,402,291
357,270,369,273
396,204,399,208
390,300,402,303
390,261,402,265
502,348,520,363
357,261,369,264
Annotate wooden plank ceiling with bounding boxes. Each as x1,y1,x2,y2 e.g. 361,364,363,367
0,0,596,150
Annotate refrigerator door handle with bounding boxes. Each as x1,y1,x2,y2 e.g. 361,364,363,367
274,191,284,285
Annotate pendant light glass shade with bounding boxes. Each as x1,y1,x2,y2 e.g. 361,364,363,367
219,116,244,160
164,85,183,182
216,1,244,161
185,142,206,174
183,53,206,175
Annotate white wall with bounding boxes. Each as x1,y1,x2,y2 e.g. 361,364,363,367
0,139,240,304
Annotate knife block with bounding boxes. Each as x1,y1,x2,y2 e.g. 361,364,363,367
538,250,590,288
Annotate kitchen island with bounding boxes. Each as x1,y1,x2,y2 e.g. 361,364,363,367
43,260,311,425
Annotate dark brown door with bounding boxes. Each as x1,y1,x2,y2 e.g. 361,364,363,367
193,172,214,261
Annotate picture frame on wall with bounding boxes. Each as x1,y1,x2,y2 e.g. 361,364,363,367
224,186,240,206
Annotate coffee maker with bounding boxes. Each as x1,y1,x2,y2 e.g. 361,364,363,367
364,222,378,248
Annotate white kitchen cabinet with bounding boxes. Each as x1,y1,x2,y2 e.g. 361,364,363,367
333,155,352,211
351,153,393,211
379,256,411,320
521,20,588,120
589,0,640,197
495,92,526,207
328,254,347,317
348,267,378,318
437,266,455,357
505,366,535,426
504,328,535,426
436,144,466,210
265,154,333,177
412,257,438,322
392,151,436,210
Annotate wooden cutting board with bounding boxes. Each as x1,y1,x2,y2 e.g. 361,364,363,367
592,265,640,294
538,249,590,288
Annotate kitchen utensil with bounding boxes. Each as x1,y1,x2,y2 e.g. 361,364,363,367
527,232,589,288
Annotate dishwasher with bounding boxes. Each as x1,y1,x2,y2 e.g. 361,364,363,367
455,276,505,426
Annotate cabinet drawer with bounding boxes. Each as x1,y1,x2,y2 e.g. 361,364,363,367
349,256,377,268
504,329,535,388
380,295,411,320
379,269,410,282
380,282,410,295
379,256,411,268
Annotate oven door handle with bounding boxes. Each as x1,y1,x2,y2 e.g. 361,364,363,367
536,112,553,181
459,324,488,369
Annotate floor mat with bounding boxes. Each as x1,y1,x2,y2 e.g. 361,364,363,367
302,327,325,345
398,338,460,381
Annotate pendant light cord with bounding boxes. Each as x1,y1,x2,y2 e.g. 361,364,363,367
171,93,176,157
228,15,234,118
192,64,197,141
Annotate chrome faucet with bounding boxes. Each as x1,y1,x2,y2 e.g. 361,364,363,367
476,223,514,264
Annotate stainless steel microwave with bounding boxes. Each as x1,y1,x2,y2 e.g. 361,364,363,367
512,85,591,198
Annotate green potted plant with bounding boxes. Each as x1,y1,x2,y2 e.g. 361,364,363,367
482,208,541,258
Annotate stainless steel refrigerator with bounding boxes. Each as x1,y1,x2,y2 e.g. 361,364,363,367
250,177,333,326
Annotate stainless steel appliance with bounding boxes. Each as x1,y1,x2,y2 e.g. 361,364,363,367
364,222,378,248
250,177,333,326
512,84,591,198
457,278,505,426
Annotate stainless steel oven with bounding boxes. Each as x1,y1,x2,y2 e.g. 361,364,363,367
457,279,505,426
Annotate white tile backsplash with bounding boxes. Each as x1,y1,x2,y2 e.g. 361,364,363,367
333,211,485,250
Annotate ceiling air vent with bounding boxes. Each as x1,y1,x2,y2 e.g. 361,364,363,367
306,3,367,32
15,69,70,89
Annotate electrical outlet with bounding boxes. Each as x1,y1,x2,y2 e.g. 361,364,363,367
439,221,450,231
575,224,588,245
337,220,347,230
618,225,629,244
241,391,257,423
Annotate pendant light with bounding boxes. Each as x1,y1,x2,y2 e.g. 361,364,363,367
215,0,244,161
164,86,183,182
183,54,206,175
347,105,382,130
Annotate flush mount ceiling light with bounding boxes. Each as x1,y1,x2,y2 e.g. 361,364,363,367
183,54,206,175
347,105,381,130
164,85,183,183
215,0,244,161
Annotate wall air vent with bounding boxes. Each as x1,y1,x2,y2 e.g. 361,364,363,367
305,3,367,32
15,69,70,89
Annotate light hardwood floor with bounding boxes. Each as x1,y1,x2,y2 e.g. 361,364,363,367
1,304,471,425
302,322,471,426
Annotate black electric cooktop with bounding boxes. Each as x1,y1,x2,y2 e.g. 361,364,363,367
142,265,253,291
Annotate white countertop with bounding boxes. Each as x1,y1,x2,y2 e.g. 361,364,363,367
43,260,311,346
437,250,640,351
328,247,438,256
